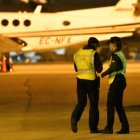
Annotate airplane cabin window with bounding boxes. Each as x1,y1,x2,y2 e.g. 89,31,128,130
13,19,20,26
63,21,70,26
24,20,31,26
1,19,9,26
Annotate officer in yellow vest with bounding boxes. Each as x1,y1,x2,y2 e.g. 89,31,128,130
101,36,129,134
71,37,103,133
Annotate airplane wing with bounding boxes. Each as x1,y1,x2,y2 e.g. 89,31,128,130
0,35,23,52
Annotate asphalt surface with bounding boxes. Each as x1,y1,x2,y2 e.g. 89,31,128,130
0,62,140,140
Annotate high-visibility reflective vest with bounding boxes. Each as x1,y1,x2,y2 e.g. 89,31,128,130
74,49,96,80
109,51,127,84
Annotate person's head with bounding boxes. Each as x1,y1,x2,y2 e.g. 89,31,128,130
88,37,99,50
109,36,123,52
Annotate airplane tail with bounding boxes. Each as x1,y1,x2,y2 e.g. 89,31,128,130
111,0,138,18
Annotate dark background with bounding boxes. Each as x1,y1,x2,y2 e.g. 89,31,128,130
0,0,119,12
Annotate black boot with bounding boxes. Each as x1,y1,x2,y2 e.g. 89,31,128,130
90,128,100,134
100,128,113,134
116,128,129,134
71,119,77,133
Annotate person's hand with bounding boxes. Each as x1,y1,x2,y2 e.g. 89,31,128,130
101,73,105,78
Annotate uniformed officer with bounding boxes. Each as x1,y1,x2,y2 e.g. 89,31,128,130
71,37,103,133
101,36,129,134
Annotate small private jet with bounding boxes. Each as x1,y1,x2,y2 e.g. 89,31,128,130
0,0,140,67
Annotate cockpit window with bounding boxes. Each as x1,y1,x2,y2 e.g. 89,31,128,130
24,20,31,26
1,19,9,26
13,19,20,26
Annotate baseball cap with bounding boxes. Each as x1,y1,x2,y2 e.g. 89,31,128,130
88,37,99,47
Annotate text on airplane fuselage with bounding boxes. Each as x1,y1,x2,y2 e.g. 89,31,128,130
116,8,133,11
39,37,72,45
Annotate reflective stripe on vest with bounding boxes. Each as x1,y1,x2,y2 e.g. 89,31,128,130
74,49,96,80
109,51,126,84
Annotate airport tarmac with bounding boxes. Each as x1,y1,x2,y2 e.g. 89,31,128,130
0,61,140,140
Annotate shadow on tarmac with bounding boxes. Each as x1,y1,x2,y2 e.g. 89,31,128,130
103,105,140,112
124,105,140,112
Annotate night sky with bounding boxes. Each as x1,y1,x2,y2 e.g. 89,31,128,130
0,0,119,4
53,0,119,4
0,0,120,12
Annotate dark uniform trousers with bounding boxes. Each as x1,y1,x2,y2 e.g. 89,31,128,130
106,74,129,130
71,78,99,131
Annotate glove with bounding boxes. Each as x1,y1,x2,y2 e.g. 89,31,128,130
101,72,106,78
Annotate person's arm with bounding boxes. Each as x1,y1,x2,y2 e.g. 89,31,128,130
74,62,78,72
94,52,103,73
101,54,122,78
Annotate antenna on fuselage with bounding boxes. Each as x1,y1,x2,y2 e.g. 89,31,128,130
34,5,42,14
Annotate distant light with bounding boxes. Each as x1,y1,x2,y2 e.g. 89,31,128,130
17,56,21,61
21,0,47,3
21,0,29,3
10,52,18,56
25,52,35,57
32,0,47,4
53,48,66,55
25,58,30,63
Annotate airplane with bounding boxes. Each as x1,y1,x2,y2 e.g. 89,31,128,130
0,0,140,68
